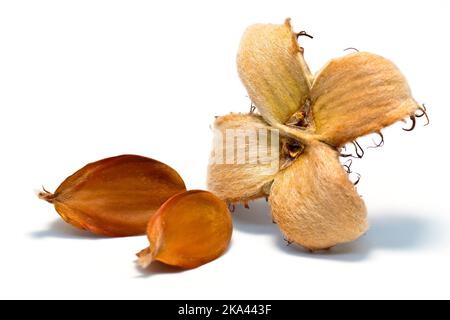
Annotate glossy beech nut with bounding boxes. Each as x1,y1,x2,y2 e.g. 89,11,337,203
38,155,186,237
137,190,232,269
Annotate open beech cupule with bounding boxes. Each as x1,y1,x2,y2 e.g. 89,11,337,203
207,18,428,251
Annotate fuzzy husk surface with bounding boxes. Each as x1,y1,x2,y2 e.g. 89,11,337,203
207,19,422,250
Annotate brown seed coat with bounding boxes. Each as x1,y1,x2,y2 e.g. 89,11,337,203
137,190,232,269
39,155,186,236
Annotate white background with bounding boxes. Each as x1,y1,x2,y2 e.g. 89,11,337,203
1,0,449,299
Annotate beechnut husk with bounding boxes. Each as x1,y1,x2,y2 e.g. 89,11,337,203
39,19,427,270
207,18,428,251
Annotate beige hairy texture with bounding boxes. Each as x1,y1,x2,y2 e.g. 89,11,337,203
208,19,425,251
270,141,368,250
207,113,278,203
311,52,419,146
237,19,312,126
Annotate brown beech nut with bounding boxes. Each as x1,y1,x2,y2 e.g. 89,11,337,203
137,190,232,269
38,155,186,237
